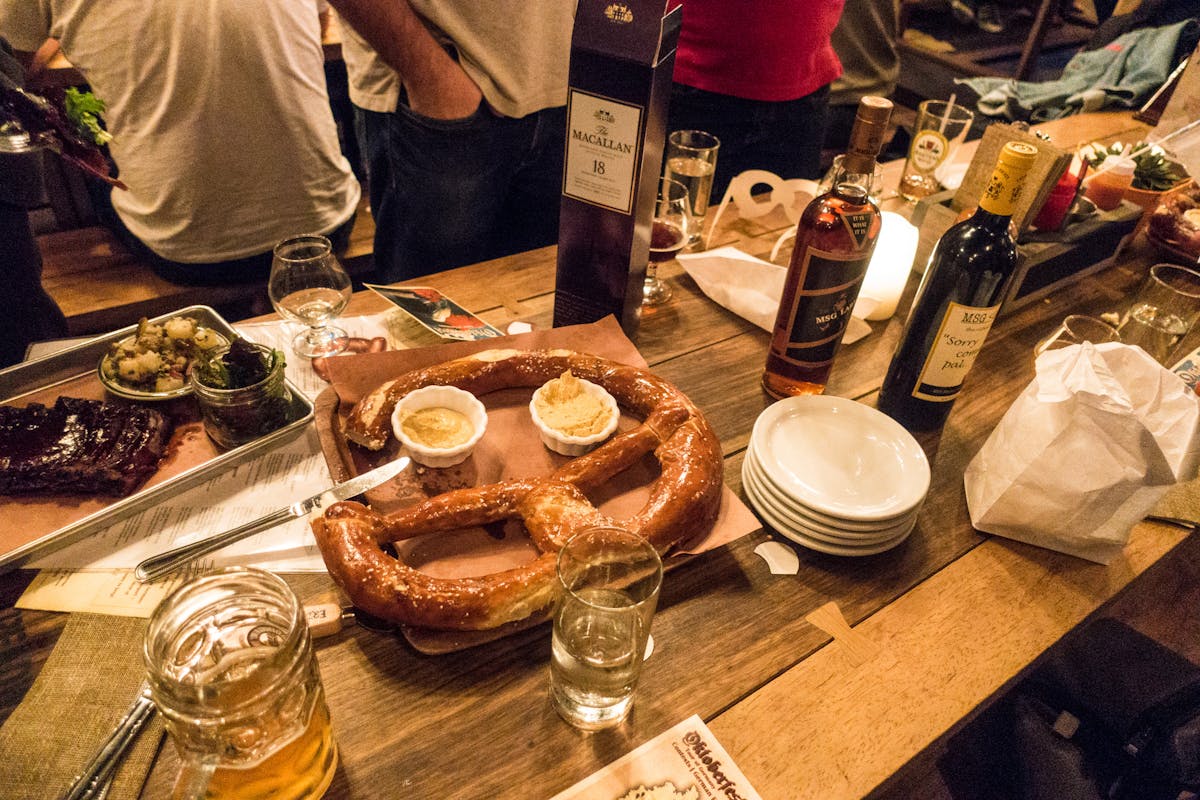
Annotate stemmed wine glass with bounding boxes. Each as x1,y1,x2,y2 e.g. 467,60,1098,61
643,177,693,307
268,234,353,358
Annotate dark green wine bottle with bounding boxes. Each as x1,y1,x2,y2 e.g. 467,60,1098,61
877,141,1038,431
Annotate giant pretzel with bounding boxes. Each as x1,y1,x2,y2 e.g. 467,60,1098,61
311,349,723,631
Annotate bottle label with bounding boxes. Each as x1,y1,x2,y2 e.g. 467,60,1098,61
910,301,1000,401
909,129,949,173
563,89,643,214
771,248,872,367
842,211,876,249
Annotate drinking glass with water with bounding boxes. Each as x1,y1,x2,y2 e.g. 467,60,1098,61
550,526,662,731
1118,264,1200,364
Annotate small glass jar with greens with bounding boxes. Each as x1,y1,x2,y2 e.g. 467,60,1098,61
190,338,292,449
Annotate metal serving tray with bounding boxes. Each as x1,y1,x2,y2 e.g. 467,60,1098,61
0,305,314,572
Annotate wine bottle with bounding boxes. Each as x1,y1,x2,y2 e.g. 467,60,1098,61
877,141,1039,431
762,96,893,399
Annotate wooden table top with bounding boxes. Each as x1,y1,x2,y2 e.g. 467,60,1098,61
2,111,1189,800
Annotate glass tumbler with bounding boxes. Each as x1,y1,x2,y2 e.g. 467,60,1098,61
664,130,720,244
1033,315,1122,361
550,526,662,731
145,567,337,800
1118,264,1200,364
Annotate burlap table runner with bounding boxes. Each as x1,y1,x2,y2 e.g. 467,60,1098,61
1152,473,1200,525
0,613,165,800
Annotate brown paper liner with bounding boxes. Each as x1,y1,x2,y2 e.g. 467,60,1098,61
312,316,761,653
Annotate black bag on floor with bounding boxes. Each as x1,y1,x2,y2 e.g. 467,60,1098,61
932,618,1200,800
1011,618,1200,800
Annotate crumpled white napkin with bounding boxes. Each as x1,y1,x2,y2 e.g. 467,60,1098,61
677,246,874,343
964,341,1200,564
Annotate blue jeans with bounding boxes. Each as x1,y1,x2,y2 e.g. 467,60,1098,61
357,100,566,283
666,83,831,202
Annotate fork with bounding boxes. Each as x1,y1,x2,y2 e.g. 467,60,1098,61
60,682,157,800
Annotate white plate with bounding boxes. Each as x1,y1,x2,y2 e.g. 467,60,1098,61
745,453,918,542
742,462,914,557
745,446,921,532
750,395,930,522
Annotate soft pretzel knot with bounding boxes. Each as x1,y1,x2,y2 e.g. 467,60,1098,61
311,348,724,631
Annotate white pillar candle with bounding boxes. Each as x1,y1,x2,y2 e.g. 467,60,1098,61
858,211,919,321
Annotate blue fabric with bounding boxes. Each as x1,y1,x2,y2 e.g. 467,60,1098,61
358,100,565,283
958,19,1198,122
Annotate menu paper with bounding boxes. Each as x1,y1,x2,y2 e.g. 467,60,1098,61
550,715,762,800
28,428,331,573
17,565,204,617
236,314,395,399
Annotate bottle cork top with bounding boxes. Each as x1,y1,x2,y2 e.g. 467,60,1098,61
997,141,1038,172
843,96,894,174
980,141,1039,217
856,95,894,126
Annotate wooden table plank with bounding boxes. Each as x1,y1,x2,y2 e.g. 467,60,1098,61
710,522,1188,799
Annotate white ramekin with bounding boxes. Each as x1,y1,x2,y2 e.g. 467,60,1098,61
391,385,488,467
528,376,619,456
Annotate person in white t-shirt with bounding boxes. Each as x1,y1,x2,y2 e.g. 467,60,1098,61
331,0,573,282
1,0,361,284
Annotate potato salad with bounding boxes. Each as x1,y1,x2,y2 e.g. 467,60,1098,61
101,316,224,394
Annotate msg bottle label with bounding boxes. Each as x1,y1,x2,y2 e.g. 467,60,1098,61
912,301,1000,401
773,248,872,368
563,89,643,214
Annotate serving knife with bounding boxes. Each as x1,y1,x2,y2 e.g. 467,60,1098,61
134,457,410,583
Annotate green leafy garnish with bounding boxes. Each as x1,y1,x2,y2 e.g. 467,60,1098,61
1081,140,1190,192
195,337,285,390
63,87,113,146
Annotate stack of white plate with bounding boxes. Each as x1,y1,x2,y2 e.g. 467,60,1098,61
742,395,931,557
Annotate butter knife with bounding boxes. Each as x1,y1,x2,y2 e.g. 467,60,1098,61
134,457,410,582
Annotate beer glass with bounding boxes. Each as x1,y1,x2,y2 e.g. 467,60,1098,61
665,130,720,244
644,178,692,307
550,526,662,731
145,568,338,800
899,99,974,202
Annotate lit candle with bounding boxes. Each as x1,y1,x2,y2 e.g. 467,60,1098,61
858,211,919,321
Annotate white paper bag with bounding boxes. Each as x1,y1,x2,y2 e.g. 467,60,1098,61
964,342,1200,564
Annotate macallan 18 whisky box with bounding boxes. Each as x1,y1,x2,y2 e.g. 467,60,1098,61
552,0,681,336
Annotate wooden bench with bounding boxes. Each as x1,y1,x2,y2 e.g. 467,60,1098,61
38,205,376,336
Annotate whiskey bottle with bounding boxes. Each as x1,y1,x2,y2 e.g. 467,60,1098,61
877,141,1039,431
762,96,893,399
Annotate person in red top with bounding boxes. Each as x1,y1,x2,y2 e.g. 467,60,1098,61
666,0,845,201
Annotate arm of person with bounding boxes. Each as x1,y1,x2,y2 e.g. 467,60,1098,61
326,0,482,120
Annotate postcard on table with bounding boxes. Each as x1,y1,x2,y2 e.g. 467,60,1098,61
550,715,762,800
365,285,502,341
